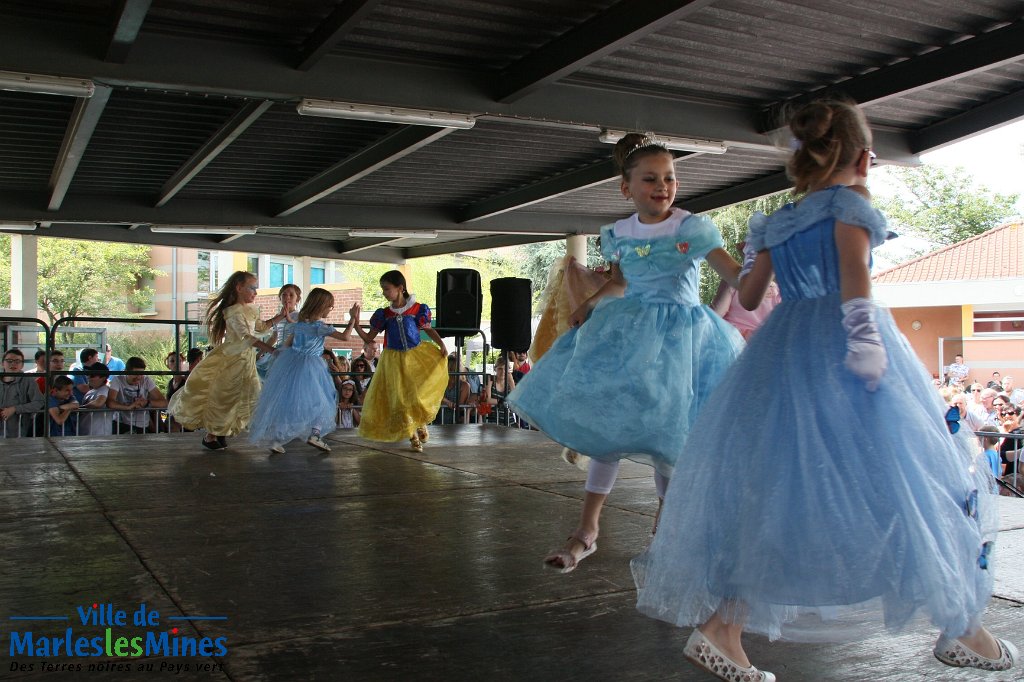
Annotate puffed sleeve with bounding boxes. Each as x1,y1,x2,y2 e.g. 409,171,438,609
225,305,258,344
678,214,725,259
369,308,387,332
415,303,433,329
832,187,889,248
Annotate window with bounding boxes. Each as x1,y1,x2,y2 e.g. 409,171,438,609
197,251,211,294
973,310,1024,335
247,255,259,275
269,261,294,288
311,266,325,285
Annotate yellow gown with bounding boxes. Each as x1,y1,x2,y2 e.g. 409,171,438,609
168,303,269,436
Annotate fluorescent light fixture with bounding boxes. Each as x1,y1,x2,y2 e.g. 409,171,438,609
0,70,95,98
297,99,475,129
599,129,728,154
0,221,37,231
150,226,257,235
348,229,438,239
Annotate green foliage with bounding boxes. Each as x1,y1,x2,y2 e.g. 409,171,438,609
106,330,186,392
338,250,520,322
0,238,163,325
876,165,1019,246
512,238,604,310
699,192,793,304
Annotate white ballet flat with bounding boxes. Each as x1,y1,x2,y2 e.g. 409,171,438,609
683,629,775,682
934,634,1018,671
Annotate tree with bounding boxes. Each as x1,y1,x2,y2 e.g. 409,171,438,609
699,192,793,304
338,250,519,322
876,165,1019,246
0,237,162,325
513,238,604,310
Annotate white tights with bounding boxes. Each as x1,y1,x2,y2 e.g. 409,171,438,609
584,459,669,499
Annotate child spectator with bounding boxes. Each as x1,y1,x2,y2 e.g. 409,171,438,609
48,375,79,436
79,362,113,436
1,349,44,437
337,380,360,429
107,356,167,434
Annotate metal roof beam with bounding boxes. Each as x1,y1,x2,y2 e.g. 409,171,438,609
911,88,1024,154
404,234,558,259
48,85,113,211
339,236,407,255
496,0,715,103
276,125,456,217
459,160,618,223
759,20,1024,132
0,17,780,152
156,100,272,207
681,171,792,214
295,0,383,71
104,0,152,63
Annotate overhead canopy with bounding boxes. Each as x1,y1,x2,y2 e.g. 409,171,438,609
0,1,1021,262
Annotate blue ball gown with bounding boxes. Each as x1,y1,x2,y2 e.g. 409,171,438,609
632,186,997,641
506,208,744,477
248,321,339,445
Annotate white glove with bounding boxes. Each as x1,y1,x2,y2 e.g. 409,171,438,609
737,241,759,282
840,297,887,391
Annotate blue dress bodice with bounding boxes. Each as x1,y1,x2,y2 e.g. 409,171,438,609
600,211,724,306
748,185,889,302
286,321,334,357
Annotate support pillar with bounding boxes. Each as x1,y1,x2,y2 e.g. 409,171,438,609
8,234,38,318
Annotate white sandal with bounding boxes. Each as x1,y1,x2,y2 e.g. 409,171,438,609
543,528,597,574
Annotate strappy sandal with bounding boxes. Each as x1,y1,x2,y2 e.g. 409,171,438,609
543,528,597,574
416,426,429,443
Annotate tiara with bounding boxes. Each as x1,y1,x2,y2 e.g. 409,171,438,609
623,136,668,160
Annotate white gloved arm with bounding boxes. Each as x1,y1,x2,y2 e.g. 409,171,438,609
840,297,887,391
737,240,759,282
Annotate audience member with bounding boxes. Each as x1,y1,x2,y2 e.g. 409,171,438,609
47,375,79,436
107,356,167,434
104,344,126,373
943,353,969,386
186,347,204,370
164,351,187,402
481,354,517,426
350,356,374,401
966,387,1001,431
35,350,66,394
356,341,380,370
1,349,44,437
988,371,1003,391
999,404,1023,478
511,350,531,383
71,348,100,401
337,379,360,429
1004,375,1024,407
436,355,471,424
24,349,46,374
78,362,113,436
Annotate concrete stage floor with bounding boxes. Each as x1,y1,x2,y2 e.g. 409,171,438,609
1,426,1022,681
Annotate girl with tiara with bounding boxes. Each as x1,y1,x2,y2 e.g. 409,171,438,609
351,270,449,452
633,99,1015,681
248,288,356,454
168,271,294,450
256,284,301,380
506,133,745,573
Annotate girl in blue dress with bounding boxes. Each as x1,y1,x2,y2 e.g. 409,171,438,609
256,284,301,380
632,100,1016,681
507,133,745,573
352,270,449,452
248,288,356,454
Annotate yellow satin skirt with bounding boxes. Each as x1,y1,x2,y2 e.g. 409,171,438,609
358,343,448,442
167,342,261,437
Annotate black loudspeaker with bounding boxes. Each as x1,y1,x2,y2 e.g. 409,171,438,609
490,277,532,352
435,268,482,336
